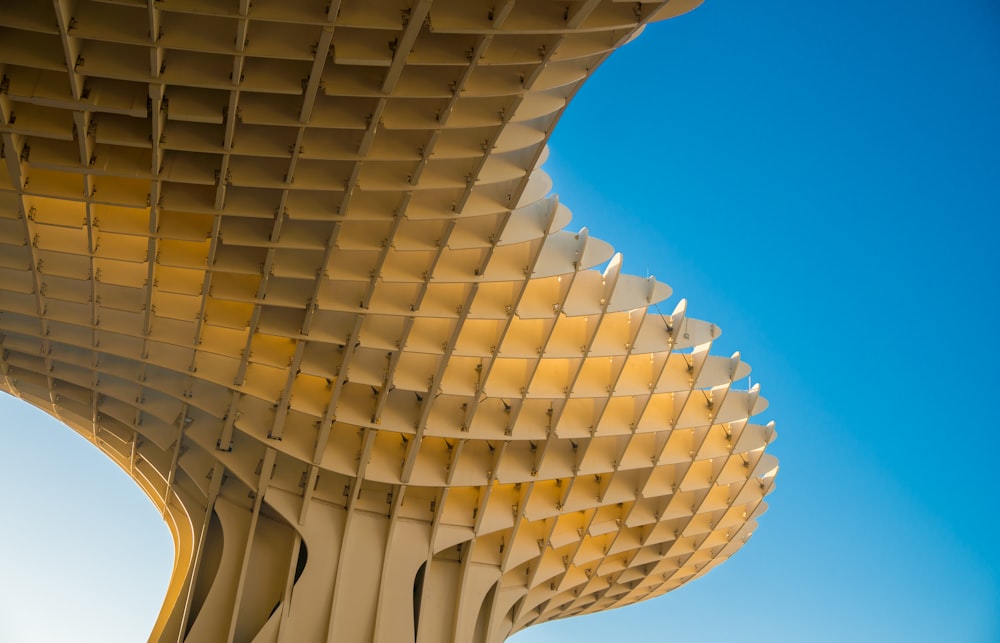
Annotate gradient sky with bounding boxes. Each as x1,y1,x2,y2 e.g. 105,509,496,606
2,1,998,641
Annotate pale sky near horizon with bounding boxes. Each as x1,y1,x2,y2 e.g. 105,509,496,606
2,1,998,641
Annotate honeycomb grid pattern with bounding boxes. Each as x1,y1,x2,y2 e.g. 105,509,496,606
0,1,777,641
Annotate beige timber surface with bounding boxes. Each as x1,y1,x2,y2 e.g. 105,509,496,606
0,1,776,641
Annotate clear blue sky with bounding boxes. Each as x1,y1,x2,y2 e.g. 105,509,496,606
2,1,998,641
